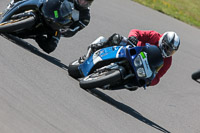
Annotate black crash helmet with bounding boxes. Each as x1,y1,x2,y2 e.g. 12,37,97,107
42,0,73,30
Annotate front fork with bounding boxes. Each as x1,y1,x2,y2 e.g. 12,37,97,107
100,62,136,90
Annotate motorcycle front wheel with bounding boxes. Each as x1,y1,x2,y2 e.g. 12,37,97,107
68,59,83,79
79,69,122,89
0,15,35,33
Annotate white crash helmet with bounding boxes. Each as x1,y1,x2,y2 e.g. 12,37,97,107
159,31,180,58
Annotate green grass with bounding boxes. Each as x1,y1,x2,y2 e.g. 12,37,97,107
133,0,200,28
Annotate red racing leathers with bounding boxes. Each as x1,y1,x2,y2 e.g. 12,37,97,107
128,29,172,86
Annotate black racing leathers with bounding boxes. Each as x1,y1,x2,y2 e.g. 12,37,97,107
10,0,90,54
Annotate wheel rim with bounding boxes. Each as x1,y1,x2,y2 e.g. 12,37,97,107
83,70,116,81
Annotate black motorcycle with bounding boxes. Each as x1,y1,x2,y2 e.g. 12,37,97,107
0,0,73,37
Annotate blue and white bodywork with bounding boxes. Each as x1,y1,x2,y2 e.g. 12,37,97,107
68,36,164,89
78,42,163,88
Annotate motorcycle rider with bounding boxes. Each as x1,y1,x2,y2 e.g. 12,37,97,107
6,0,93,54
88,29,180,89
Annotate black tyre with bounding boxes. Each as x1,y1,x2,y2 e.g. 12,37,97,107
79,69,122,89
68,59,82,79
192,70,200,80
0,16,35,33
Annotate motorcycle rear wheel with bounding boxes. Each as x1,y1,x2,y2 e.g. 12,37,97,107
79,69,122,89
0,16,35,33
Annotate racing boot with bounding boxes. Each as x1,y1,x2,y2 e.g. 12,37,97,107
84,43,103,59
86,36,107,58
86,34,124,57
89,43,105,53
88,33,123,53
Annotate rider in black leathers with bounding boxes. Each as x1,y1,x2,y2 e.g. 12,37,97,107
6,0,93,54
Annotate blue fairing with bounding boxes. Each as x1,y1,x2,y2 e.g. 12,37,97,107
79,46,143,76
79,54,95,76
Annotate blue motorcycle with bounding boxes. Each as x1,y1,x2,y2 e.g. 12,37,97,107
68,37,164,90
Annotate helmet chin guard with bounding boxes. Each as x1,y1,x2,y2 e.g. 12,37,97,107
159,31,180,58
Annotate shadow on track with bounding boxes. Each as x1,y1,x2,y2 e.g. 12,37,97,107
1,33,68,70
193,80,200,84
4,31,169,132
86,88,171,133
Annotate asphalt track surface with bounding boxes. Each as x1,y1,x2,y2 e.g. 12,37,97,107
0,0,200,133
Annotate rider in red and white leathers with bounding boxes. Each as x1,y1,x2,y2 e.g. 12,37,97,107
89,29,180,87
128,29,180,86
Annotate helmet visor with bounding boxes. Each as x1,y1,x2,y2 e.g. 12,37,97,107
162,40,176,57
42,0,73,30
77,0,92,8
57,1,72,26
